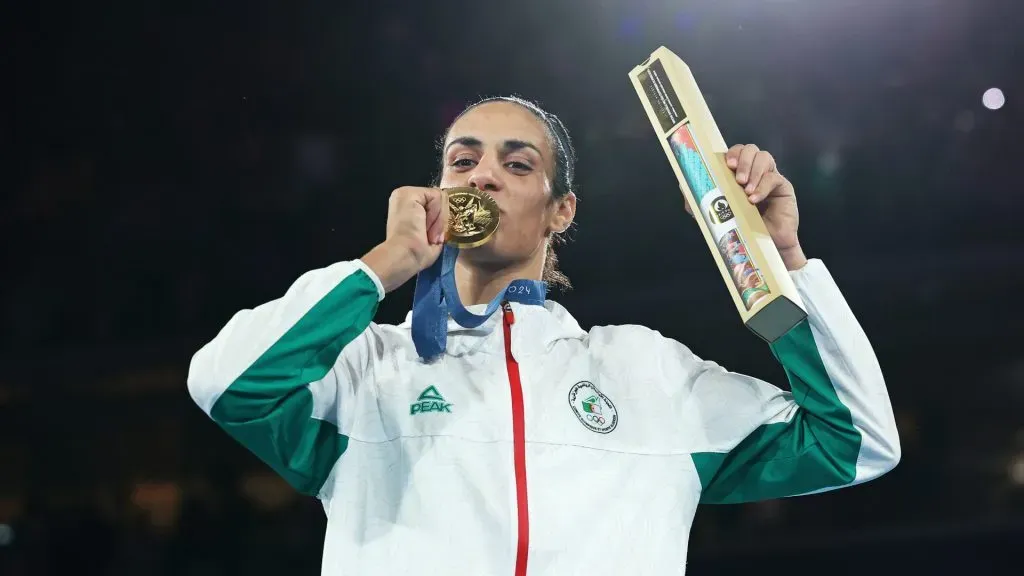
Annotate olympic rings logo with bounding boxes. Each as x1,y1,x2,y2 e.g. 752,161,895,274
586,414,606,426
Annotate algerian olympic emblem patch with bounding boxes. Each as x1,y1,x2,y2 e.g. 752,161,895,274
568,381,618,434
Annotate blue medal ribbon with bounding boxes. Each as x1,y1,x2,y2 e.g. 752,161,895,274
411,244,546,361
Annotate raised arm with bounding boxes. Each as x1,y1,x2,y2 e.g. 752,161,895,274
683,259,900,504
187,187,449,498
187,258,386,497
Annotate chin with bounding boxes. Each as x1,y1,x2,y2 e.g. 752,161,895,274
460,242,504,263
462,239,529,273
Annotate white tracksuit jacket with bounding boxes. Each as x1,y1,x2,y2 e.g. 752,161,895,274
187,257,900,576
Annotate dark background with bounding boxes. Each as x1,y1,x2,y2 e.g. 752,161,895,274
3,0,1023,574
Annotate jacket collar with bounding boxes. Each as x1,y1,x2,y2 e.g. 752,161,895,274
398,300,587,357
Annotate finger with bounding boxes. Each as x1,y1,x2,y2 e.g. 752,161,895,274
734,144,760,185
424,188,446,245
749,172,788,204
679,184,696,218
726,144,745,169
745,151,776,193
438,188,449,243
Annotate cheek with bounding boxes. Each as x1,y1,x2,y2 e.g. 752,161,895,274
437,169,461,188
494,223,537,256
502,196,550,240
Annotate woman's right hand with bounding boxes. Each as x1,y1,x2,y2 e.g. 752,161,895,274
361,187,449,294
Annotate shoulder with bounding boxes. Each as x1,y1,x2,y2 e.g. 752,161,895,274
540,300,703,366
582,322,710,392
586,322,696,358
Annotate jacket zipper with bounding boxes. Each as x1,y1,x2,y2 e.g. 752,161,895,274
502,301,529,576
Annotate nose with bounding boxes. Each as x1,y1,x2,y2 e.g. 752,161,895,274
468,166,501,192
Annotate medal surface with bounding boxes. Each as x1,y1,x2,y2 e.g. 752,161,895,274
445,187,500,249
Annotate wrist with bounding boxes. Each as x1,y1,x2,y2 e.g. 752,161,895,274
360,241,419,294
779,244,808,271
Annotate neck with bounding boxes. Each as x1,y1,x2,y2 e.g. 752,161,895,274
454,253,544,306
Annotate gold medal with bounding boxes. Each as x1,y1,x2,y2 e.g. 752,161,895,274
444,187,500,249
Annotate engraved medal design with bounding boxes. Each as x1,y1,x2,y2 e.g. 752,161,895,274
445,187,500,249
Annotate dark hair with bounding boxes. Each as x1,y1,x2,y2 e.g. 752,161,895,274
434,95,577,292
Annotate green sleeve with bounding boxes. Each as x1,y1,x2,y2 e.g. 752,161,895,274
689,260,899,504
188,260,383,496
692,319,861,503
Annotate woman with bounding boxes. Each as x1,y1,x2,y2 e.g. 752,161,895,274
187,96,900,575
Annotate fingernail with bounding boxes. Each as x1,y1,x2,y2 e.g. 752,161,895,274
746,184,755,193
737,172,747,183
727,158,737,167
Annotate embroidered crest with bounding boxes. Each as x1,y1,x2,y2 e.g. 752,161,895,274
568,381,618,434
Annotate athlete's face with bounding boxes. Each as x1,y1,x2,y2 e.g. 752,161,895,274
439,101,575,266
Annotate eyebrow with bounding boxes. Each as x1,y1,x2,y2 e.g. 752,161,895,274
445,136,544,158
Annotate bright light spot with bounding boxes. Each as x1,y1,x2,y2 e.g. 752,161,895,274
0,524,13,546
983,88,1005,110
1010,453,1024,485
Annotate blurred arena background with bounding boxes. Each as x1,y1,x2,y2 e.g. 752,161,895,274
3,0,1023,574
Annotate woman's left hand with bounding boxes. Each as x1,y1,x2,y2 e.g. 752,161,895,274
725,144,807,271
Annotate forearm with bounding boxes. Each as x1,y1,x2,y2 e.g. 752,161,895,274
694,260,899,504
360,241,423,294
762,260,900,487
187,259,382,494
188,259,382,412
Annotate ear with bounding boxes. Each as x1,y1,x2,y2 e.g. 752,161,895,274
548,191,576,234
